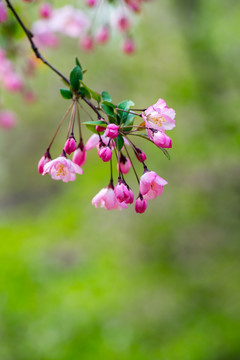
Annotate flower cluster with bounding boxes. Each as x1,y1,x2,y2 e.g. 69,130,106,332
39,61,176,214
31,0,151,54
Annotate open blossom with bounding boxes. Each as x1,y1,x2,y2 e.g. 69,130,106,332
43,156,83,182
140,171,168,201
143,98,176,131
92,187,127,210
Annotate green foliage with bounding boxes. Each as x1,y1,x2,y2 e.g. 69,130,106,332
70,65,83,91
101,91,112,102
60,88,73,100
82,120,107,134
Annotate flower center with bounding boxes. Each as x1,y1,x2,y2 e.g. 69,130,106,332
148,114,165,127
56,163,66,177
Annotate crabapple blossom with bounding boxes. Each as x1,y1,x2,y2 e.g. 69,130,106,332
151,130,172,148
95,26,110,44
140,171,168,201
72,146,87,167
39,3,52,19
92,187,127,210
80,35,94,51
38,152,51,174
43,156,83,182
114,181,134,203
122,38,135,54
105,124,119,139
64,136,77,155
98,144,112,162
117,154,131,174
135,196,147,214
143,98,176,131
0,1,7,23
135,148,147,162
0,110,17,130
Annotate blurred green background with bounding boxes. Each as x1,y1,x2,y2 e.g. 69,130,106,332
0,0,240,359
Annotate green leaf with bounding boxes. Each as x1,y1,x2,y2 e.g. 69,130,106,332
159,148,171,160
60,88,73,100
101,91,112,102
70,66,83,91
75,57,82,69
79,87,91,99
122,113,136,132
117,100,135,122
101,104,115,118
114,134,124,151
81,82,101,103
82,120,107,134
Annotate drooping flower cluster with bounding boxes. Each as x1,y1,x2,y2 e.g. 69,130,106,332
31,0,151,54
39,61,176,214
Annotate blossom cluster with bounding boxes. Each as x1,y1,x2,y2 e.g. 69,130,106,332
38,61,176,214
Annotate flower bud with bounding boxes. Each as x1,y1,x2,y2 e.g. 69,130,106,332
96,125,106,132
153,131,172,148
117,16,130,32
80,35,94,52
135,196,147,214
38,152,51,174
105,124,119,139
122,38,135,55
39,3,52,19
114,181,132,203
95,26,110,44
72,146,87,167
117,154,131,174
98,145,112,162
64,137,77,155
0,110,17,130
86,0,97,6
135,148,147,162
0,1,7,23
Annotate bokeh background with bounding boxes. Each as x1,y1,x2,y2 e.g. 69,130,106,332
0,0,240,359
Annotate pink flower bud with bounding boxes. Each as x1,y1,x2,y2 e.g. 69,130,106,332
80,35,94,52
135,148,147,162
135,196,147,214
39,3,52,19
105,124,119,139
86,0,97,7
98,145,112,162
122,38,136,55
117,155,131,174
0,1,7,23
114,181,133,203
95,26,110,44
72,146,87,167
153,131,172,148
0,110,17,130
96,125,106,132
64,137,77,155
117,16,130,32
38,152,51,174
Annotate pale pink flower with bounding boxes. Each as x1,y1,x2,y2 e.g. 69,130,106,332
43,156,83,182
143,98,176,131
92,187,127,210
105,124,119,139
85,133,109,151
135,196,147,214
98,145,112,162
72,146,87,167
0,1,7,23
38,153,51,174
95,26,109,44
114,181,134,204
32,24,59,48
122,38,135,54
64,136,77,155
39,3,53,19
140,171,167,201
0,110,17,130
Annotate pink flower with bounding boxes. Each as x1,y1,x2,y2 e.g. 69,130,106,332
64,136,77,155
0,110,17,130
151,130,172,148
117,154,131,174
98,145,112,162
135,196,147,214
43,156,83,182
143,98,176,131
92,187,128,210
0,1,7,23
72,146,87,167
39,3,53,19
86,0,98,7
139,171,168,201
125,0,141,13
116,15,130,32
135,148,147,162
3,72,23,92
105,124,119,139
122,38,135,54
38,152,51,174
95,26,109,44
114,181,134,204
